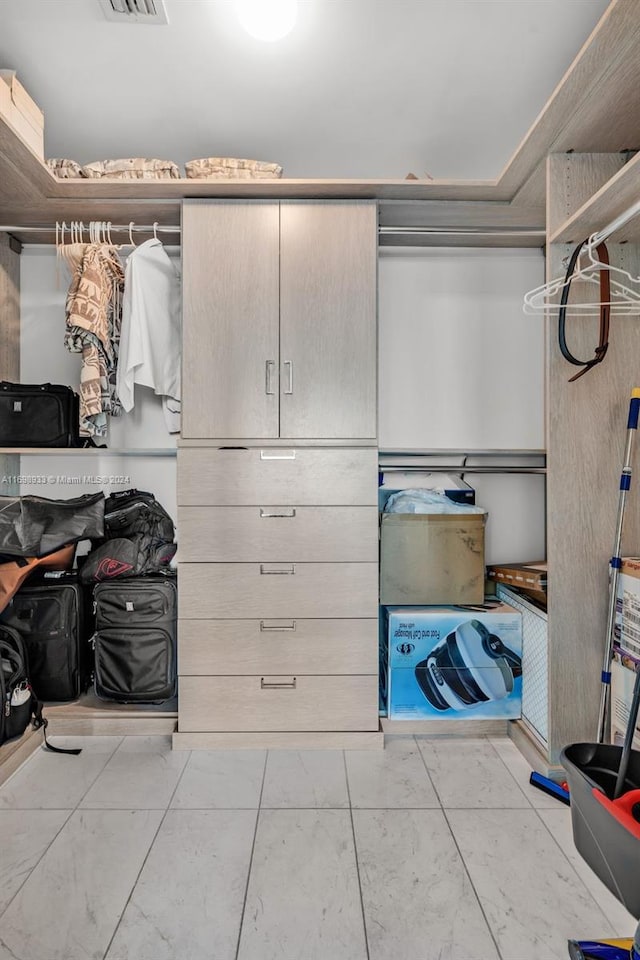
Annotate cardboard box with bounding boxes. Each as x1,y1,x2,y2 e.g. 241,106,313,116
614,558,640,660
379,511,485,605
610,652,640,749
0,70,44,159
382,603,522,720
487,561,547,608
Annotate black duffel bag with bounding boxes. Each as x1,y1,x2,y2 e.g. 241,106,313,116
0,493,105,558
0,382,82,447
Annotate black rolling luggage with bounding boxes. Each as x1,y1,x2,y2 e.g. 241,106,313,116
0,382,81,447
0,572,92,702
92,575,177,704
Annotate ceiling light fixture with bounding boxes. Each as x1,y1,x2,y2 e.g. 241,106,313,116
236,0,298,41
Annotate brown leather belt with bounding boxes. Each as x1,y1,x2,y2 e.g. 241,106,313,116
558,239,610,382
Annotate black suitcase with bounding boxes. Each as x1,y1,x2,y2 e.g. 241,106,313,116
93,575,177,703
0,382,81,447
0,572,93,702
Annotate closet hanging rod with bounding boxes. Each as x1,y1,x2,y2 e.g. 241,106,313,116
0,223,182,234
378,227,546,238
380,449,545,456
590,198,640,246
1,224,545,239
379,465,545,474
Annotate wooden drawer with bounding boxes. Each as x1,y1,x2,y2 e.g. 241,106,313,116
177,447,377,505
178,675,379,732
178,562,378,619
178,618,378,675
178,506,378,562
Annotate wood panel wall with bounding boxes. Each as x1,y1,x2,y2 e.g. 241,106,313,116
0,232,20,494
546,153,640,762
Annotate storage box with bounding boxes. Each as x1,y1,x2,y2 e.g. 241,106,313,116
378,472,475,510
614,558,640,660
0,70,44,159
610,651,640,749
382,603,522,720
379,511,485,605
487,561,547,608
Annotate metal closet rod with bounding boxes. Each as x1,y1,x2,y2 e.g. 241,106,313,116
379,449,546,475
379,226,546,238
0,223,182,234
0,224,545,239
380,465,546,474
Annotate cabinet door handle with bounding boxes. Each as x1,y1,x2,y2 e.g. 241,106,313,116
260,449,296,460
259,508,296,518
260,564,295,575
265,360,276,395
283,360,293,395
260,620,297,632
261,677,297,689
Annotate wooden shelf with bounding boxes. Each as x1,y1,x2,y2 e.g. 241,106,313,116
2,447,177,457
550,150,640,244
2,1,640,247
44,692,178,737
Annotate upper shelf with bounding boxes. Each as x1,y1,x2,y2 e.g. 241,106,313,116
549,149,640,244
1,0,640,241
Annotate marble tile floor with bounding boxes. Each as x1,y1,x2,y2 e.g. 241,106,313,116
0,734,635,960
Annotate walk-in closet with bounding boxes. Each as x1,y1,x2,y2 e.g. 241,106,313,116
1,2,640,958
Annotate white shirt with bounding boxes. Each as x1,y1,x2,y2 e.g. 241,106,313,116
117,238,181,433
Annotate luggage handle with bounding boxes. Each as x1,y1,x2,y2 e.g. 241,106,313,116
259,508,296,518
260,620,297,632
260,564,295,575
260,677,297,689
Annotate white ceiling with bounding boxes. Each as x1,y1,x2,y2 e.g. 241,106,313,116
0,0,610,179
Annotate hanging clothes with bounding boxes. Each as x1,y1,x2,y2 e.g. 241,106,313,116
64,243,124,437
116,238,181,433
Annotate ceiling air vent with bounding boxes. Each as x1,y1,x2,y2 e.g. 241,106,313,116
98,0,169,24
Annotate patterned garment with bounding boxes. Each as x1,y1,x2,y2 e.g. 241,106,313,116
64,244,124,437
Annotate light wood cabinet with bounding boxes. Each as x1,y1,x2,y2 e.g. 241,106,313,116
181,201,377,441
182,203,280,440
177,200,380,749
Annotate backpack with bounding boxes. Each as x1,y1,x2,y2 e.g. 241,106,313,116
80,490,176,584
0,624,34,745
0,623,81,754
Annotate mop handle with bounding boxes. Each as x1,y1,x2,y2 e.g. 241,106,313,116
613,664,640,800
597,388,640,743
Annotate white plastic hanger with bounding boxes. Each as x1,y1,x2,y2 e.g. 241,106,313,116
523,233,640,316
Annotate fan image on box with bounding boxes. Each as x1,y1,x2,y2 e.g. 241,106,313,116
414,619,522,711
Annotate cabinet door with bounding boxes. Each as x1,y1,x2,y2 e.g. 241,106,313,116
182,202,279,439
279,203,377,439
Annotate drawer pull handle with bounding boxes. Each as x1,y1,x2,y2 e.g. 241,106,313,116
260,450,296,460
259,508,296,518
260,620,297,632
260,564,295,575
261,677,297,689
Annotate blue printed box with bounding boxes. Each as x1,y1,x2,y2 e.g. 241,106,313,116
384,604,522,720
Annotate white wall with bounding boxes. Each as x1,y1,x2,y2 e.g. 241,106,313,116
17,245,546,565
18,247,176,524
378,247,546,564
